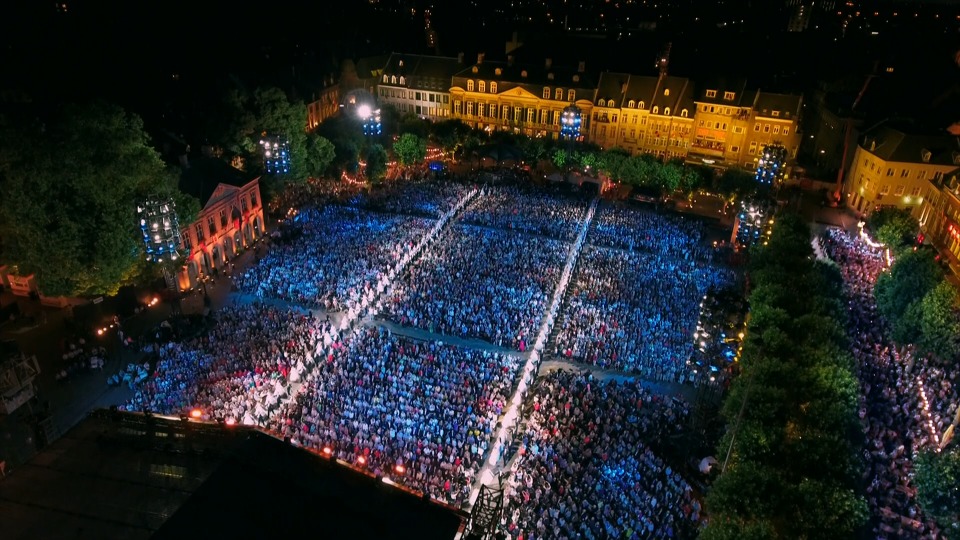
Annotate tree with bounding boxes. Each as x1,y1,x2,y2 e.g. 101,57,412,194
394,133,427,167
304,133,336,178
0,102,184,297
430,119,471,161
714,168,757,202
914,448,960,538
919,280,960,360
875,249,943,342
866,207,918,252
551,148,569,170
364,143,388,183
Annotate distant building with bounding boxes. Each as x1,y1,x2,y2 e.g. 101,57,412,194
844,127,959,216
449,55,597,139
306,76,340,129
176,157,265,291
377,53,464,121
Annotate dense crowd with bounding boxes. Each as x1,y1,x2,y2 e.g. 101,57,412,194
236,206,433,311
349,176,472,218
459,185,589,242
278,328,521,505
122,303,335,426
590,203,715,261
383,224,568,350
502,371,700,540
553,226,734,379
820,228,950,539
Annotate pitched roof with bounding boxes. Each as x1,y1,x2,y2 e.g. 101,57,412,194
382,53,464,92
452,60,598,96
695,78,749,106
178,157,258,208
752,91,802,120
862,126,960,166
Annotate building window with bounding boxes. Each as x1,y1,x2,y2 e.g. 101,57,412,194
219,209,227,228
880,184,890,195
207,217,216,236
251,193,258,207
555,88,562,100
628,100,635,108
567,90,575,101
763,125,770,133
490,104,497,118
416,92,422,101
183,232,192,251
680,108,688,117
724,91,735,100
731,145,740,152
605,99,613,107
454,100,462,114
478,103,485,117
195,224,204,242
399,76,406,85
706,90,717,98
241,197,248,212
478,81,485,93
652,106,659,115
382,74,389,83
553,111,560,125
772,111,780,117
663,88,670,97
391,75,397,84
773,126,780,135
597,98,604,106
782,128,789,135
638,101,645,109
490,82,497,93
443,95,449,104
894,185,905,196
900,169,909,178
466,102,474,116
910,186,922,197
467,80,474,91
733,126,743,134
918,170,927,180
886,168,894,177
544,87,551,99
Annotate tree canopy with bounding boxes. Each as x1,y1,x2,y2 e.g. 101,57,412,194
875,249,944,344
393,133,427,167
363,143,388,183
914,447,960,538
866,207,919,252
703,213,867,539
0,102,196,297
304,133,336,178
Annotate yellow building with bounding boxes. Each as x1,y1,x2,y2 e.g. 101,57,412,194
449,55,596,139
687,80,802,171
920,166,960,266
590,72,695,160
845,127,960,216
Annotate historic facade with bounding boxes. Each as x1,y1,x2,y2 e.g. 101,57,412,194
449,55,596,139
378,53,463,121
176,158,265,291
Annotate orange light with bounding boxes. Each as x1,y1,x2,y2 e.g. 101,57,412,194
395,464,406,475
225,418,236,426
322,446,332,455
357,455,367,465
189,408,202,419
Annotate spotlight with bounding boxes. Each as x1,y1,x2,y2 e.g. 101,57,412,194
225,418,236,426
357,455,367,465
323,446,333,456
395,464,406,475
190,408,203,419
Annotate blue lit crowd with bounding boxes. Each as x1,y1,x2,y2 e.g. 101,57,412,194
459,185,590,242
590,203,715,261
278,328,521,505
502,370,700,540
348,176,473,218
235,206,433,311
820,228,957,540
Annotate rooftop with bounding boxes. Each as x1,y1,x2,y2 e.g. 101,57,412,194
178,157,258,208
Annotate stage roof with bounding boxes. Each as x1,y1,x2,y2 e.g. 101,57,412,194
0,411,466,540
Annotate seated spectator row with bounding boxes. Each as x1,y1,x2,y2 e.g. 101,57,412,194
384,224,569,350
236,206,434,311
590,203,714,261
459,185,589,242
502,371,700,540
348,176,473,218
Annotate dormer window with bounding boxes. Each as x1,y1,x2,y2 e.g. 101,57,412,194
494,68,502,76
607,99,615,107
490,82,497,93
391,75,397,84
628,100,635,108
921,149,932,163
681,108,688,117
521,70,528,78
663,88,670,97
771,110,780,117
382,74,389,83
544,87,551,99
399,76,405,85
723,91,735,100
638,101,645,109
652,106,659,115
478,81,486,92
706,90,717,98
467,80,474,92
567,90,575,101
664,107,671,116
598,98,604,106
398,60,404,67
555,88,563,100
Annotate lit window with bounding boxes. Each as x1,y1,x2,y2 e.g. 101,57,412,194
724,91,735,100
567,90,575,101
664,107,671,116
555,88,563,100
782,128,789,135
894,185,905,196
467,80,474,91
607,99,615,107
544,87,551,99
681,109,688,117
663,88,670,96
490,82,497,93
706,90,717,98
652,106,659,115
478,81,486,93
638,101,645,109
391,76,397,84
628,100,635,108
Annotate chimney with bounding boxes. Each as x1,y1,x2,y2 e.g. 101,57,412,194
477,52,485,64
508,55,514,67
545,58,552,69
458,52,464,64
577,60,585,73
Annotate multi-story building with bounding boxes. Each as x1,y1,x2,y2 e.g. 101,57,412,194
449,55,596,139
688,80,802,171
176,158,265,291
590,72,696,160
377,53,464,121
306,78,340,129
844,127,960,218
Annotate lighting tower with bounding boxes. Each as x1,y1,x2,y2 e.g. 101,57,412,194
731,198,775,250
259,135,291,174
560,105,582,141
357,104,382,136
755,144,787,187
138,198,183,308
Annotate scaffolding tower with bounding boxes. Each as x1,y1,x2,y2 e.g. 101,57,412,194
465,482,505,540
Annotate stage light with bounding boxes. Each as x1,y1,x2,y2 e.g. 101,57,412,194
357,455,367,465
97,328,104,336
190,408,202,419
323,446,333,456
394,464,406,475
356,104,372,120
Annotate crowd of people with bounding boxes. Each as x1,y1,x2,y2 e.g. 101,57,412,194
502,370,700,540
236,206,434,312
551,204,734,379
459,185,589,242
348,176,472,218
590,203,715,261
383,224,568,350
819,228,953,539
122,303,335,426
277,327,521,505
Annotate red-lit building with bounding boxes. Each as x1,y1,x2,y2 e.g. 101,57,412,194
176,157,265,291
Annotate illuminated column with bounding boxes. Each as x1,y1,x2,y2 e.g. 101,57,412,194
259,135,291,174
560,105,582,141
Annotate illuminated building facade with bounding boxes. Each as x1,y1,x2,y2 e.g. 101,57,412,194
590,72,695,160
176,158,265,291
378,53,463,121
449,55,596,139
306,79,340,130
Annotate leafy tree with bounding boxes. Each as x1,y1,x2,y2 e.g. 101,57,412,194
714,168,757,201
393,133,427,167
519,137,550,169
0,102,184,297
304,133,336,178
399,113,429,139
363,143,388,183
918,280,960,359
430,119,471,160
875,249,943,341
866,207,918,252
656,161,684,191
914,448,960,538
551,148,569,170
